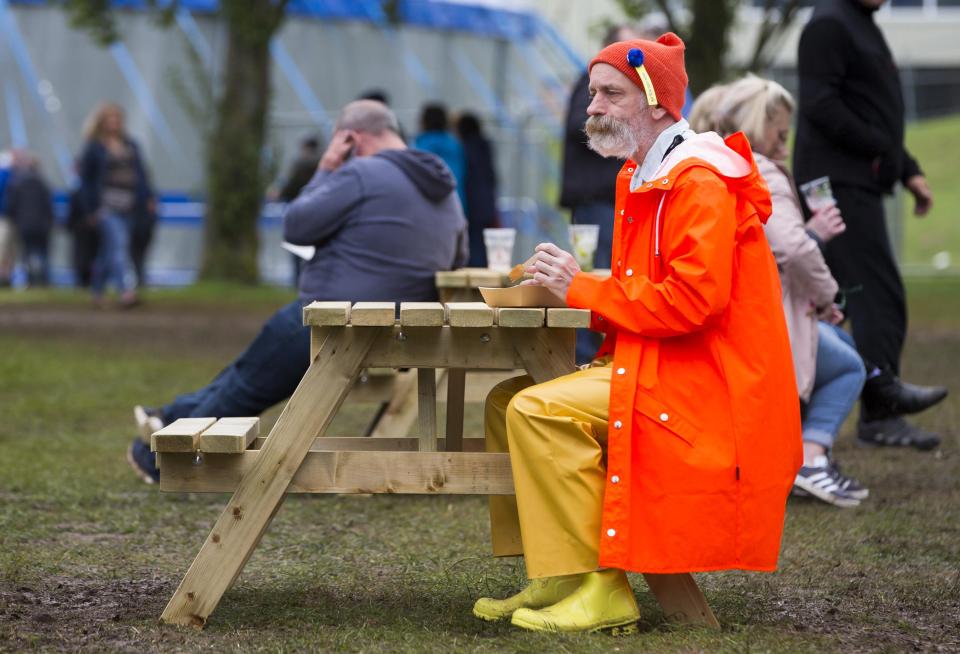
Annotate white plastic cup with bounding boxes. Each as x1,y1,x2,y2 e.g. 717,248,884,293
799,176,835,212
568,224,600,272
483,227,516,272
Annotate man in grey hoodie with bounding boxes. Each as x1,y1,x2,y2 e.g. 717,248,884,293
128,100,468,483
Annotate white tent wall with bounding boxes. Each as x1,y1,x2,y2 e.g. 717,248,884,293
1,3,577,285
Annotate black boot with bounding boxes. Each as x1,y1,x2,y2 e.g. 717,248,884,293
857,416,940,451
861,368,948,420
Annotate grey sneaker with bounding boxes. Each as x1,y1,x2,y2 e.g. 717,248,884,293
830,459,869,500
794,456,861,508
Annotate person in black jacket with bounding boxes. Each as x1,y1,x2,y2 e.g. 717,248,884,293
456,112,499,267
793,0,946,450
3,151,54,286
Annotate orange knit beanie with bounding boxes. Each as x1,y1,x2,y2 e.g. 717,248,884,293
589,32,688,121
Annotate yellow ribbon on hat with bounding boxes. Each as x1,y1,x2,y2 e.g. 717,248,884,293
627,48,658,107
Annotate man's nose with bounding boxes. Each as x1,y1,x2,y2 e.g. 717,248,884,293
587,95,604,116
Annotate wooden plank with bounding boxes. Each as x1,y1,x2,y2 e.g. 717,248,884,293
302,301,352,326
364,326,524,370
513,329,577,385
545,308,591,329
643,573,720,629
248,436,488,452
399,302,445,327
198,418,260,454
350,302,396,326
309,327,330,362
151,418,217,453
444,369,466,452
366,368,420,438
434,269,470,288
445,302,494,328
159,451,516,495
159,326,377,628
418,368,438,452
496,307,545,328
344,372,397,404
468,269,506,288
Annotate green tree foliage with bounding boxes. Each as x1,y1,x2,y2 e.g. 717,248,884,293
614,0,803,95
62,0,288,283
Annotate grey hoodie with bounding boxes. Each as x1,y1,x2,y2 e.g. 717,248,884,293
283,148,468,303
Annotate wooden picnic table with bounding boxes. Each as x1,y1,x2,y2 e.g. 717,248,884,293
153,300,717,630
435,267,611,303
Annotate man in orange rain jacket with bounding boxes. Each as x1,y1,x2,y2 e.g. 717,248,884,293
472,33,802,634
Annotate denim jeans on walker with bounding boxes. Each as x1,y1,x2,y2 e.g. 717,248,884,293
162,300,311,421
91,212,133,295
803,322,867,449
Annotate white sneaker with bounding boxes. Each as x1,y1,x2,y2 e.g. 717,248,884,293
133,405,164,442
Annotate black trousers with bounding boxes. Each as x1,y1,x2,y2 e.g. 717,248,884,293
824,184,906,375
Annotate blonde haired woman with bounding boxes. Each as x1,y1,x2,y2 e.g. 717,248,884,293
78,103,154,307
713,75,868,507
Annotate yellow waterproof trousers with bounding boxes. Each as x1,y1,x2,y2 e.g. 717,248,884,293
486,365,611,579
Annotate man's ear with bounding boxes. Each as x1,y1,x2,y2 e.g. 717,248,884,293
651,106,670,121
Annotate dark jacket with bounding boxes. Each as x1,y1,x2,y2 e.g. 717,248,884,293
793,0,921,193
559,70,625,208
283,148,468,303
461,134,499,267
3,168,54,241
279,154,321,203
77,138,155,221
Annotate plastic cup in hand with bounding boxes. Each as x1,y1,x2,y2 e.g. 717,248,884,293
483,228,516,272
568,224,600,272
799,176,836,212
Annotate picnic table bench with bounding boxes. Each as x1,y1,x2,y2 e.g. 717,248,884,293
153,300,718,630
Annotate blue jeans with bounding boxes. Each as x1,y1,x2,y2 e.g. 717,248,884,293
803,322,867,449
162,300,311,421
91,212,134,295
571,202,614,365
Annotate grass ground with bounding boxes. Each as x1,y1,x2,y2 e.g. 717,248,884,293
1,281,958,653
902,114,960,270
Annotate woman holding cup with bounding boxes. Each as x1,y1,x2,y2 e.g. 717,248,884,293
706,75,868,507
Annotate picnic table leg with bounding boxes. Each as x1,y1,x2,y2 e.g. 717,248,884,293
513,329,577,384
159,326,378,628
444,368,466,452
643,573,720,628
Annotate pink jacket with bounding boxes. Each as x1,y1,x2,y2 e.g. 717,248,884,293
755,154,838,401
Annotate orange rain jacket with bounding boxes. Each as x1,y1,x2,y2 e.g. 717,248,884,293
567,132,802,574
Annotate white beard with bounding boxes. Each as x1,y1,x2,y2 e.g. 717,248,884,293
584,115,639,159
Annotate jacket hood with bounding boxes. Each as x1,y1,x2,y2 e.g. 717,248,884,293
377,149,457,202
653,131,773,225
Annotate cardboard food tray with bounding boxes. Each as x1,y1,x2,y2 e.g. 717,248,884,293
479,285,567,308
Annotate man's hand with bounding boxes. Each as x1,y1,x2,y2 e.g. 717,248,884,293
905,174,933,217
806,203,845,243
521,242,581,300
319,130,355,172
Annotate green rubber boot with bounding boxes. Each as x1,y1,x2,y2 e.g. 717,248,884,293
510,569,640,634
472,573,583,622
